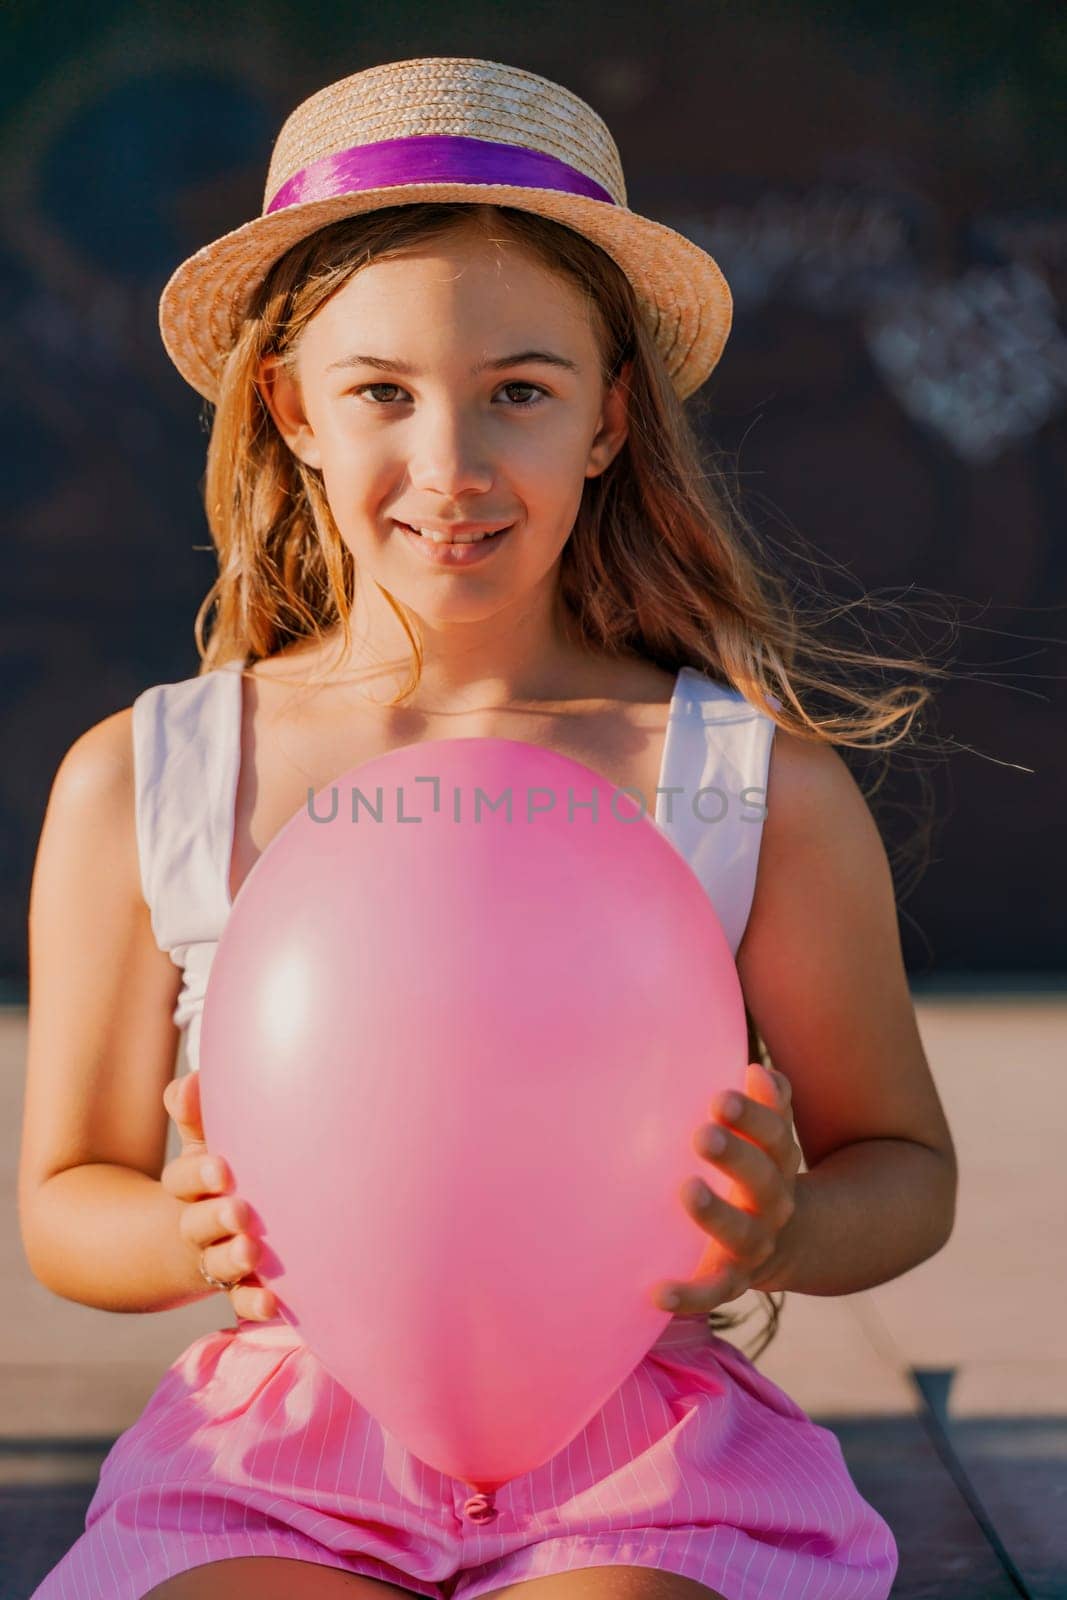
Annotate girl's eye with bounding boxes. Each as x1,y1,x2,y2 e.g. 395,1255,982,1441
352,381,546,409
498,382,545,407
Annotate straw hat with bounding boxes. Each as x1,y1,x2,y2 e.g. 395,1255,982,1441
158,56,733,404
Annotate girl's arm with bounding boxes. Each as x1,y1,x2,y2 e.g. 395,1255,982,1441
733,726,958,1297
18,710,214,1313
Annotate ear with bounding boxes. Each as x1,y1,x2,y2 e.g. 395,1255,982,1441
584,359,631,480
256,353,323,470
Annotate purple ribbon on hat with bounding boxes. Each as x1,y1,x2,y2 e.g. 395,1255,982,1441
267,133,616,214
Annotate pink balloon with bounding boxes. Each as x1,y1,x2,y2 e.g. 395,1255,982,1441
199,737,747,1494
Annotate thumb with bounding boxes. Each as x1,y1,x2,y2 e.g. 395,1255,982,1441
163,1071,207,1153
746,1059,781,1109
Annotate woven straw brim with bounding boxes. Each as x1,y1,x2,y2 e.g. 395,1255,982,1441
158,183,732,404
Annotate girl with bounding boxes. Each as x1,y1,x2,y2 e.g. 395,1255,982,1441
20,56,957,1600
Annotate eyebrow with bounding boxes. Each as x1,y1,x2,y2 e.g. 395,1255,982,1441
324,349,581,377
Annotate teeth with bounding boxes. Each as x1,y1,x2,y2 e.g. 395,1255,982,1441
406,523,507,544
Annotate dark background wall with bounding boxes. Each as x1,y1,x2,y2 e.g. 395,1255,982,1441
2,0,1065,994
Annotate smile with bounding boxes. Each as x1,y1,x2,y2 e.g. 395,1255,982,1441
394,520,513,567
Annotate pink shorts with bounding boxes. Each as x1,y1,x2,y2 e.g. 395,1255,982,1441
31,1315,897,1600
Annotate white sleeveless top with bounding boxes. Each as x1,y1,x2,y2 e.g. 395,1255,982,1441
132,660,777,1073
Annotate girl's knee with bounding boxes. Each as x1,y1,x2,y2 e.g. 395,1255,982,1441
144,1556,426,1600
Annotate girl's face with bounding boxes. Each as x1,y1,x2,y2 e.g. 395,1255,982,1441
257,223,629,653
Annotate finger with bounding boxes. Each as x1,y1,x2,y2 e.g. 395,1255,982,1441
758,1068,793,1120
200,1227,261,1285
706,1093,797,1172
229,1278,278,1322
692,1123,790,1223
163,1072,207,1153
177,1193,250,1252
745,1060,787,1111
161,1148,232,1203
656,1265,749,1316
681,1168,780,1264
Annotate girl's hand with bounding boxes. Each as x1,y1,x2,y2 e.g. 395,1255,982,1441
654,1062,802,1316
161,1072,277,1322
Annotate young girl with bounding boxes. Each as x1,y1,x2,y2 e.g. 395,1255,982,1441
20,56,957,1600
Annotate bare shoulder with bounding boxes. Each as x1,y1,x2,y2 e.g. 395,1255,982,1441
49,706,136,819
767,719,852,786
746,724,895,968
761,723,883,859
36,706,142,909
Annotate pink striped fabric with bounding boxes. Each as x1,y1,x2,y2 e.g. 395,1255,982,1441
30,661,899,1598
33,1317,896,1599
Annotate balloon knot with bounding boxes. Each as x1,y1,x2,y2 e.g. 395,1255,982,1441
461,1490,499,1523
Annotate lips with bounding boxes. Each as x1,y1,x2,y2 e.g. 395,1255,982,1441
394,519,513,541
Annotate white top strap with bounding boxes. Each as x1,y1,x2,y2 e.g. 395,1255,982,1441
131,662,243,1060
131,666,241,953
659,669,777,956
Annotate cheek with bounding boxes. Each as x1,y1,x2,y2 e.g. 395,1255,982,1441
317,443,391,519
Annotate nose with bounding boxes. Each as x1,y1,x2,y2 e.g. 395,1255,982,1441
407,404,496,500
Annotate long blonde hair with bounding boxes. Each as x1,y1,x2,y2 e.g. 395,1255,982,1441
193,200,956,1358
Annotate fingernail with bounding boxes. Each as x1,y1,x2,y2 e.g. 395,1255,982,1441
705,1127,727,1155
661,1290,680,1310
201,1160,222,1188
722,1093,743,1120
